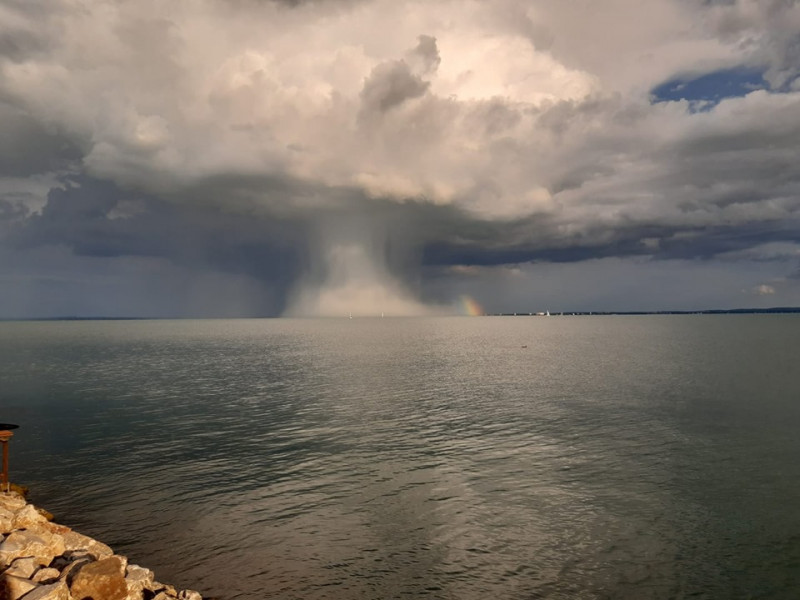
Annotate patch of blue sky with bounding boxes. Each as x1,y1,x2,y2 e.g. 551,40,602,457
651,67,768,110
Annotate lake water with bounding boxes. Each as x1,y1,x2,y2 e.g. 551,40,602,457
2,316,800,599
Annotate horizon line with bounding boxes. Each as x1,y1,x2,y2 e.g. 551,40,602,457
3,306,800,321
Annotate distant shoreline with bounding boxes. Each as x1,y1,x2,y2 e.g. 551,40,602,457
488,307,800,316
3,307,800,321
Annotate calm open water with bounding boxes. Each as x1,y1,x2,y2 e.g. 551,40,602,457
2,316,800,599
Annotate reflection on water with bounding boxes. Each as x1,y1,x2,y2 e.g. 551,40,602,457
2,316,800,599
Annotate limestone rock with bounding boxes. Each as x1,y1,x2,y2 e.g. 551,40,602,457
54,556,94,586
125,563,155,597
6,485,28,499
37,524,70,537
31,568,61,584
12,505,48,529
17,581,70,600
0,574,38,600
0,493,26,512
50,549,95,570
151,583,176,597
0,507,14,532
61,531,113,559
0,530,65,567
3,557,39,578
1,497,201,600
69,555,127,600
34,508,53,523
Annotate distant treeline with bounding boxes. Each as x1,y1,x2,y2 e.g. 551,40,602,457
491,307,800,316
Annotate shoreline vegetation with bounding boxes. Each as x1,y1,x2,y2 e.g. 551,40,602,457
0,490,203,600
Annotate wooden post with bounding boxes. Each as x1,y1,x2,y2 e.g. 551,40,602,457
0,430,12,492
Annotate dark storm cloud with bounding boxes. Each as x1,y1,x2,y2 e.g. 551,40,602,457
360,61,430,114
8,177,304,296
704,0,800,89
0,198,29,223
420,214,800,268
0,103,84,177
0,25,48,63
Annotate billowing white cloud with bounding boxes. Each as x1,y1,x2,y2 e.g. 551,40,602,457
0,2,793,198
0,0,722,213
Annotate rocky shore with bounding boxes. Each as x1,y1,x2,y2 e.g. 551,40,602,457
0,491,203,600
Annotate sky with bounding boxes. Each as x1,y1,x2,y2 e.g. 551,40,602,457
2,0,800,317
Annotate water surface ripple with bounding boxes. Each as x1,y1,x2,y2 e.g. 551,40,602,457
2,316,800,599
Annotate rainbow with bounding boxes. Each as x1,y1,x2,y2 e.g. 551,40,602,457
459,295,485,316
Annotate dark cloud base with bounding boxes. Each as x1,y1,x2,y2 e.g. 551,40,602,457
4,171,800,317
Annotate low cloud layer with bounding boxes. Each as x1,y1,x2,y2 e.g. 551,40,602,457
2,0,800,316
